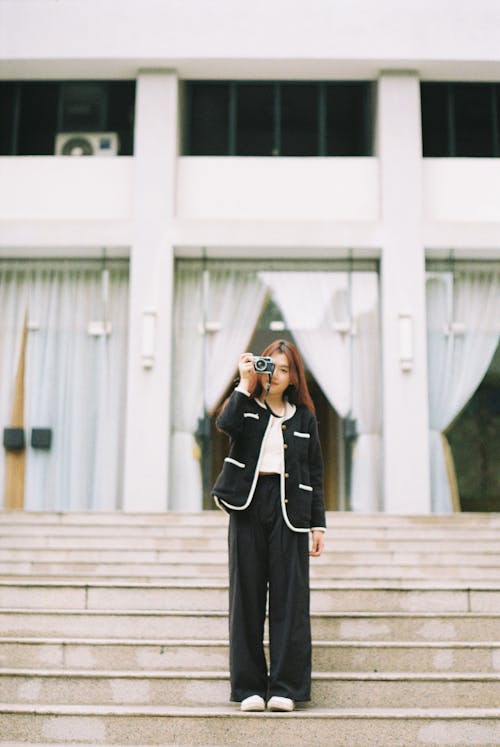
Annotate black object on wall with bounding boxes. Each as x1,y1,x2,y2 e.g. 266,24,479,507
31,428,52,450
3,427,26,451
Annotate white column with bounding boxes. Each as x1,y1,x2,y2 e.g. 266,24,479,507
123,70,177,511
378,71,431,513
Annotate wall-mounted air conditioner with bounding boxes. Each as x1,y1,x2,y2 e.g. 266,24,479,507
55,132,120,157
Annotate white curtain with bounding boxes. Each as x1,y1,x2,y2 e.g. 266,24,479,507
170,263,267,511
0,260,129,511
170,265,204,511
259,270,381,511
204,267,268,413
259,272,352,415
350,274,382,511
427,269,500,512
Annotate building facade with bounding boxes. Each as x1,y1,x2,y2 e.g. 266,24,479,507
0,0,499,514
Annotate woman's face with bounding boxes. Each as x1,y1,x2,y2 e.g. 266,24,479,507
261,351,291,397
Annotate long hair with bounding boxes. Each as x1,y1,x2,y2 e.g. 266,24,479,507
248,339,316,414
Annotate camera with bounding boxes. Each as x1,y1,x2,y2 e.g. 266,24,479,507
252,356,275,374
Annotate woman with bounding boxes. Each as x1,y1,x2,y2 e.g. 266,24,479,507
212,339,326,712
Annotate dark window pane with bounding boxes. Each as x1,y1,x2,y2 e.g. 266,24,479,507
326,83,372,156
60,82,107,131
454,83,494,157
186,83,229,155
280,83,318,156
496,85,500,157
107,81,135,155
17,82,59,155
421,83,449,156
0,82,17,155
15,81,134,156
236,83,274,156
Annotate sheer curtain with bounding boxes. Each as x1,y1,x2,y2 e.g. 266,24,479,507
427,269,500,512
0,260,129,511
170,264,204,511
204,266,267,412
350,274,382,511
170,262,267,511
259,272,352,415
259,270,381,512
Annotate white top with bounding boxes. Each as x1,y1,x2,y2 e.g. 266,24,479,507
258,411,286,473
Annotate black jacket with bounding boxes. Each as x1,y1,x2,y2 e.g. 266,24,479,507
211,389,326,533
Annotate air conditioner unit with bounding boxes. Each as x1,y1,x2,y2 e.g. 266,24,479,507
55,132,120,157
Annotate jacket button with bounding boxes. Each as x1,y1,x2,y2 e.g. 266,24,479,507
284,473,289,478
284,498,289,504
282,424,287,430
283,444,288,449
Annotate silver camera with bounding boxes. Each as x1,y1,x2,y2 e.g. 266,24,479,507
252,356,275,374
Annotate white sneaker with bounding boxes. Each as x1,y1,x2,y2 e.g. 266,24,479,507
240,694,265,712
267,696,294,711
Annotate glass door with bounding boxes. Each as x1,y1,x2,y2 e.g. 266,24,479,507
0,259,129,511
170,258,381,512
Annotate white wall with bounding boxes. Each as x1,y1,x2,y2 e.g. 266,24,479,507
1,0,500,80
424,160,500,223
0,158,133,221
3,157,500,228
177,158,379,221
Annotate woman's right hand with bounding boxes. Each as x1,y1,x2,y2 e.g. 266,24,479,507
238,352,255,389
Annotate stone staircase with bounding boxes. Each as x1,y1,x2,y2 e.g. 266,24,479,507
0,511,499,747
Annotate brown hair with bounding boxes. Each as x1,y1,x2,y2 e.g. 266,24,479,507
248,339,316,414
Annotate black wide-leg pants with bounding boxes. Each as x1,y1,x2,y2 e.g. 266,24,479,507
228,474,312,702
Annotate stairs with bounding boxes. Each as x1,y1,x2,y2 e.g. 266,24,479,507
0,511,499,747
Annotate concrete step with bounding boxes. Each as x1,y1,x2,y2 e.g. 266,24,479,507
1,704,499,747
1,579,499,612
3,521,500,540
2,547,499,566
2,562,499,581
1,609,498,642
1,512,498,746
1,637,498,673
1,510,499,525
2,533,500,552
2,668,499,708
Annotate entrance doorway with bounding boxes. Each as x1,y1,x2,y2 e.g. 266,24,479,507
170,258,381,512
208,298,342,511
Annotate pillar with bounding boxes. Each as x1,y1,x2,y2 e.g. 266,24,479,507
378,71,431,513
123,70,177,511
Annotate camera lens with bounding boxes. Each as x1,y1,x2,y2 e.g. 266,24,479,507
254,358,266,372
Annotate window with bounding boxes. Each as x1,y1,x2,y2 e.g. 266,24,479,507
421,82,500,157
17,82,60,156
326,82,372,157
0,83,18,155
60,83,108,131
0,81,136,156
236,83,275,156
183,81,374,157
185,83,229,155
281,83,318,156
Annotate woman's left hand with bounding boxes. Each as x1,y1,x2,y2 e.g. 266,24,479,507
309,530,325,557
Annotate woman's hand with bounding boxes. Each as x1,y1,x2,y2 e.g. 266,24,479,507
309,530,325,557
238,352,255,391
